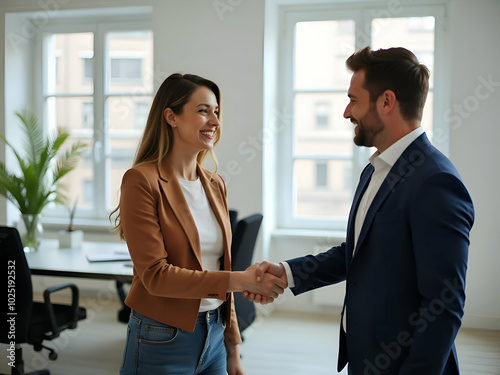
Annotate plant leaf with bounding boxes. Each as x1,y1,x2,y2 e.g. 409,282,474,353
0,110,87,214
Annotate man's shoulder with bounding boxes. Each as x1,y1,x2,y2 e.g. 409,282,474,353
406,134,460,177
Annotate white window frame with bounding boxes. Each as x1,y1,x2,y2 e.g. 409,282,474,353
34,14,152,223
277,2,449,231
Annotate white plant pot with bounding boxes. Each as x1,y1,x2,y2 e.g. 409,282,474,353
58,229,84,248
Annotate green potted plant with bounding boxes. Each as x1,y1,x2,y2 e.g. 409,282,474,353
0,110,87,252
58,198,84,248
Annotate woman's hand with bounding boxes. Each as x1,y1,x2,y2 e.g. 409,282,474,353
243,261,288,304
227,263,287,299
226,345,245,375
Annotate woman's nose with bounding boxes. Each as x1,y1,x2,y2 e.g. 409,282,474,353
210,112,220,126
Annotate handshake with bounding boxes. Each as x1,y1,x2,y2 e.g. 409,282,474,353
228,261,288,304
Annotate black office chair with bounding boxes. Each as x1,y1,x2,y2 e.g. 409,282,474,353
230,213,263,335
229,209,238,235
0,226,87,375
116,280,131,323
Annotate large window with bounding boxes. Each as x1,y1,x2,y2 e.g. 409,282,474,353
39,18,153,222
278,4,447,231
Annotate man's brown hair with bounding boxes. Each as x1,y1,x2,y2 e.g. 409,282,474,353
346,46,430,121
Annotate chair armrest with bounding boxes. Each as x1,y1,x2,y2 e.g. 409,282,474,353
42,283,80,339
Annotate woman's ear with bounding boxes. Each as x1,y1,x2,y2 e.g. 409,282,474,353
164,108,177,127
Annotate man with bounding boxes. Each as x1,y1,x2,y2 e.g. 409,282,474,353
248,47,474,374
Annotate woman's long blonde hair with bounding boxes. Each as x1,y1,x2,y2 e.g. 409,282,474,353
110,73,222,238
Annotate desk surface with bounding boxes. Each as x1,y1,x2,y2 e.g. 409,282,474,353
26,239,134,282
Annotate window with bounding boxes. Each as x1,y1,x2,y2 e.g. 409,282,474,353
315,162,327,187
314,102,330,128
81,54,93,81
39,16,153,221
277,4,447,230
111,58,142,79
134,102,150,129
82,102,93,128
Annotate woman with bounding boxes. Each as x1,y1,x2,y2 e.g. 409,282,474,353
112,73,285,375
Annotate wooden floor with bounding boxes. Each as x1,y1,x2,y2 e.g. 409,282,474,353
1,297,499,375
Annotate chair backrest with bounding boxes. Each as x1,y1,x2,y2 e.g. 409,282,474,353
229,209,238,235
231,214,263,271
0,226,34,344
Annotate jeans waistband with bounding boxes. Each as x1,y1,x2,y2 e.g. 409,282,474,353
197,306,222,324
130,306,222,326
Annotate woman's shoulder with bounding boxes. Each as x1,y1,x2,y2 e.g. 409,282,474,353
124,161,159,181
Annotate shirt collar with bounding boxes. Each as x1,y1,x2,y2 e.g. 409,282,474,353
369,127,425,169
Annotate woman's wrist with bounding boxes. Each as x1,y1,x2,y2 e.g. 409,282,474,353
226,343,240,357
227,271,244,293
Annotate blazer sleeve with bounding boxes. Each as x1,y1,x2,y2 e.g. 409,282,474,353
120,168,230,301
400,172,474,374
287,242,348,295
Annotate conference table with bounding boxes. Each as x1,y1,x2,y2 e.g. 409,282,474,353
25,239,134,282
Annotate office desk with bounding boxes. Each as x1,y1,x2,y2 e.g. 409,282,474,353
25,239,134,282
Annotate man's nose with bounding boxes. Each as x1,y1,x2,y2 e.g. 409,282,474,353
343,104,351,119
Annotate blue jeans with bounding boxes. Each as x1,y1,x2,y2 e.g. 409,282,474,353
120,308,227,375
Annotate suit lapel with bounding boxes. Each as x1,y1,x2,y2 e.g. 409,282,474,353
158,158,202,267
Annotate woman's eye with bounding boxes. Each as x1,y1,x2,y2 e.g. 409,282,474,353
214,111,219,116
199,109,208,113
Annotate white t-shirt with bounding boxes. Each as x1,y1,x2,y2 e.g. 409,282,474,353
178,177,224,312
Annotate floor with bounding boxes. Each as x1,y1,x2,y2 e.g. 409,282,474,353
1,297,499,375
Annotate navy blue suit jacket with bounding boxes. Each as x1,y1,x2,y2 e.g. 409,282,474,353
287,134,474,375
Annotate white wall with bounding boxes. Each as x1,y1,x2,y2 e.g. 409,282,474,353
446,0,500,329
0,0,499,329
2,11,36,225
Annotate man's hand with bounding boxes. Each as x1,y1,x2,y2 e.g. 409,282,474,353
243,261,288,304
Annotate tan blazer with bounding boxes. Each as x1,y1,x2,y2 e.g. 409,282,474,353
119,157,241,346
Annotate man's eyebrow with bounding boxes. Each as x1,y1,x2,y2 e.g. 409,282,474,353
347,93,357,99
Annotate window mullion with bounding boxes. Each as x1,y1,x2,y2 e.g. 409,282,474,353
93,28,107,218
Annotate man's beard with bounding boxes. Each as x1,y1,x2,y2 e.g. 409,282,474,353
353,105,384,148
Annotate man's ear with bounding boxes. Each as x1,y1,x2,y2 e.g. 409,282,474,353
379,90,397,114
164,108,177,127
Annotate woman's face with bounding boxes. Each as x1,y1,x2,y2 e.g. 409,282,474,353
167,86,220,154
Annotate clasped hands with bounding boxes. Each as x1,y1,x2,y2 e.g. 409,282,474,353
228,261,287,304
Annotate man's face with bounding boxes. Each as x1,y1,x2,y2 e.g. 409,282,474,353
343,69,384,148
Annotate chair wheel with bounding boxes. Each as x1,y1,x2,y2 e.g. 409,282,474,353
49,351,58,361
